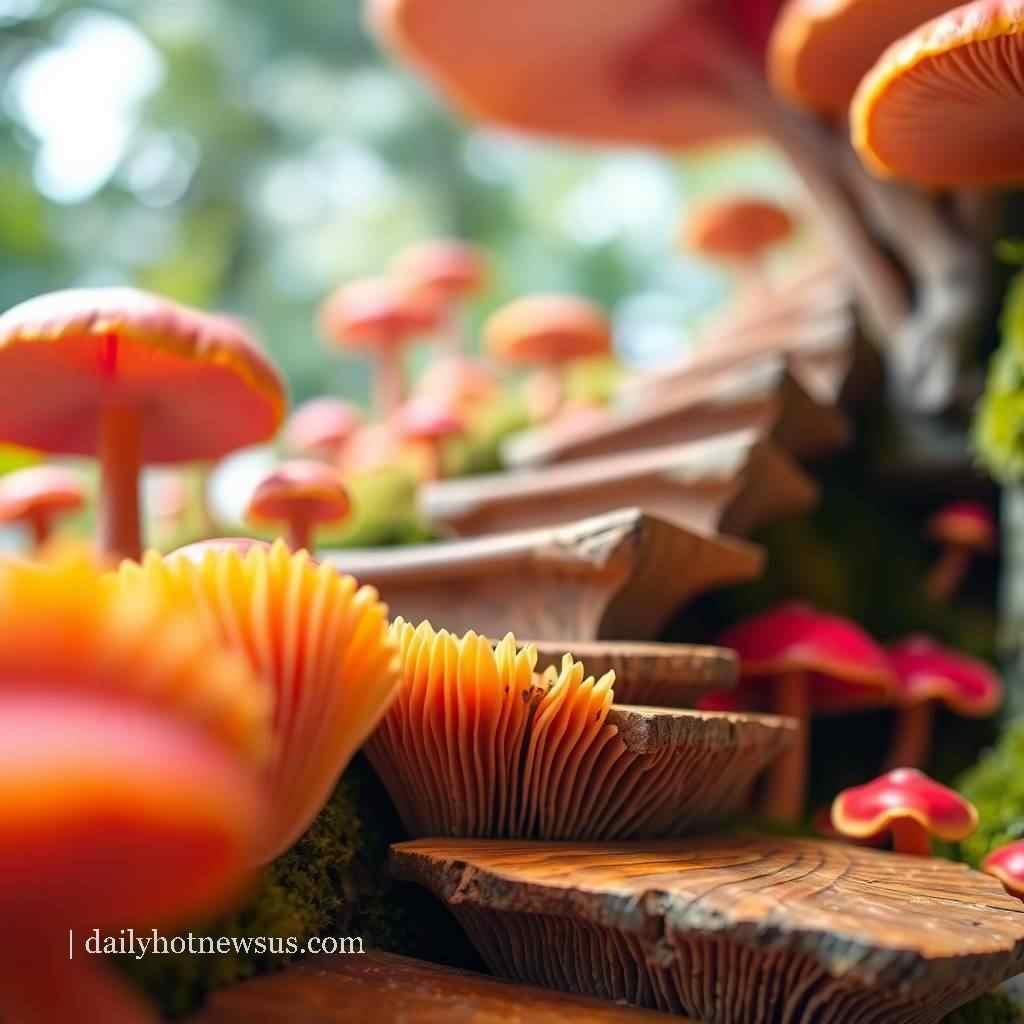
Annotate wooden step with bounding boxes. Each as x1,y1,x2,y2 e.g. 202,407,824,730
421,432,816,540
392,835,1024,1024
325,509,762,643
521,639,737,707
192,950,681,1023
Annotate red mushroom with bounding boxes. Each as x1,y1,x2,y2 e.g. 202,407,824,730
714,603,896,822
984,842,1024,901
320,276,443,417
283,398,364,463
393,395,466,480
831,768,978,855
0,465,85,550
885,636,1002,771
812,806,887,847
245,461,352,552
925,501,995,601
0,288,286,561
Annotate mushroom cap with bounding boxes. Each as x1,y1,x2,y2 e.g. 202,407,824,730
0,465,85,524
851,0,1024,186
394,239,487,300
888,636,1002,716
984,841,1024,898
485,295,612,366
0,288,286,463
684,197,795,262
342,422,404,474
831,768,978,843
120,540,400,861
394,395,466,443
0,552,270,924
416,355,499,408
367,0,764,149
928,500,995,551
246,461,352,530
320,276,443,350
769,0,955,117
283,398,364,456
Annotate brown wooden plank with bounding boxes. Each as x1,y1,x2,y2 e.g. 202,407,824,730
392,835,1024,1024
192,950,679,1023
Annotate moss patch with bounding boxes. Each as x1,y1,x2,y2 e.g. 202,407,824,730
943,992,1021,1023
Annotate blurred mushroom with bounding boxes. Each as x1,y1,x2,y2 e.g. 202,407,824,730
886,636,1002,770
320,276,443,417
119,540,399,861
485,295,612,422
0,551,270,1023
416,355,499,418
0,465,84,550
245,460,352,552
0,289,286,561
394,395,466,480
925,501,995,601
342,421,404,475
984,842,1024,900
283,398,364,463
714,602,895,822
831,768,978,855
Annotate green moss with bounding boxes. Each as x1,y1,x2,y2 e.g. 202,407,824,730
943,992,1022,1023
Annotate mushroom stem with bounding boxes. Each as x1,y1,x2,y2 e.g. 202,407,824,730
97,403,143,562
27,510,52,550
762,669,809,823
285,513,313,553
890,817,932,857
885,701,934,772
374,349,405,418
926,546,972,601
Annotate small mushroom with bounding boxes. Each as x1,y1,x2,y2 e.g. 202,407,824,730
0,465,84,550
320,276,443,417
0,288,286,561
714,602,896,823
485,295,611,421
245,460,352,552
885,636,1002,771
812,806,887,847
416,355,499,417
831,768,978,855
925,501,995,601
283,398,364,462
984,841,1024,900
393,395,466,480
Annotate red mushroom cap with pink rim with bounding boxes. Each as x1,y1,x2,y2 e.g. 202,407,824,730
831,768,978,844
246,461,351,533
984,841,1024,899
283,398,364,457
684,197,795,263
485,295,612,367
929,501,995,552
320,276,442,351
394,396,466,444
888,636,1002,717
394,239,487,300
0,466,84,526
0,288,286,462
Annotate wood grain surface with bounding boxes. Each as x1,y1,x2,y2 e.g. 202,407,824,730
392,835,1024,1023
192,950,682,1023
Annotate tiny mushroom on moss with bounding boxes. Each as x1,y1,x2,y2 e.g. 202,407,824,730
832,768,978,856
416,354,499,417
283,398,364,463
0,288,286,562
984,841,1024,900
885,636,1002,771
394,395,466,480
925,501,995,601
245,460,352,553
0,465,85,550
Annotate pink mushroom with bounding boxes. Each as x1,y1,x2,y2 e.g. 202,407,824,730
925,501,995,601
283,398,364,462
393,395,466,480
416,355,499,417
0,466,85,549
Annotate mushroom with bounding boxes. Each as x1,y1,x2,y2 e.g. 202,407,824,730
484,295,612,422
0,551,270,1023
984,841,1024,901
283,398,364,463
714,602,896,822
812,805,887,847
831,768,978,855
118,539,399,861
245,460,352,552
320,276,443,417
885,636,1002,771
393,395,466,480
683,197,795,296
0,288,286,561
0,465,85,550
415,355,499,417
925,501,995,601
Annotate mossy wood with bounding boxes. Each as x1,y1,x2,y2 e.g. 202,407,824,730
392,835,1024,1024
522,639,738,707
192,950,682,1023
422,433,817,539
326,509,762,642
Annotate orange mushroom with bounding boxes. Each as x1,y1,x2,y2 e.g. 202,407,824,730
0,552,270,1023
0,288,286,561
393,395,465,480
0,465,85,550
245,460,352,552
283,398,364,462
320,276,443,417
485,295,611,421
415,354,499,417
925,501,995,601
394,239,487,303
